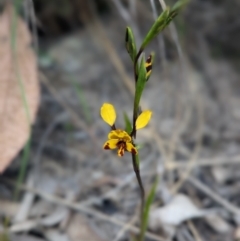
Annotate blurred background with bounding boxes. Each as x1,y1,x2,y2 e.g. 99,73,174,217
1,0,240,241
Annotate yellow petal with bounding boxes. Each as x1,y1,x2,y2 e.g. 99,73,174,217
108,129,131,142
135,110,152,130
103,139,118,150
100,103,116,126
126,143,138,155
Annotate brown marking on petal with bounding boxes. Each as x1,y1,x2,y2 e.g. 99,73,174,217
131,148,137,155
118,146,124,157
145,55,153,78
104,143,110,149
146,65,152,72
146,55,152,64
117,142,125,157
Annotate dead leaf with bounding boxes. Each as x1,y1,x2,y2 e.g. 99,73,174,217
149,194,204,229
45,229,70,241
234,226,240,240
41,207,68,226
67,214,105,241
205,214,232,234
9,219,38,233
0,200,19,217
9,234,45,241
0,4,39,173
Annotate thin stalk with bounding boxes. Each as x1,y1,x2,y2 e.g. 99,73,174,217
132,46,146,240
131,153,145,241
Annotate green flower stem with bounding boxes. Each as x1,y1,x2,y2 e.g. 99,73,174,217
131,153,145,241
132,101,138,138
132,46,146,240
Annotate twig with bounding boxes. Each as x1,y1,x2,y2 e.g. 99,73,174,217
167,154,240,170
113,213,138,241
188,176,240,216
187,221,204,241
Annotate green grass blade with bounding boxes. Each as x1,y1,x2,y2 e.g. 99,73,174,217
140,177,159,240
72,81,92,124
11,2,32,199
0,232,10,241
14,138,31,199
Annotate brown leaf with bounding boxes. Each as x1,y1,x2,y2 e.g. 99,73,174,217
67,214,106,241
0,4,39,173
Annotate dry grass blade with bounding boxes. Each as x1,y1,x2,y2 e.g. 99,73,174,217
0,4,39,173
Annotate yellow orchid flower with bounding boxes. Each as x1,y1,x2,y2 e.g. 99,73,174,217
100,103,152,157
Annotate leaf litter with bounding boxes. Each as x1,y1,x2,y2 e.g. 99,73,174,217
0,4,39,173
